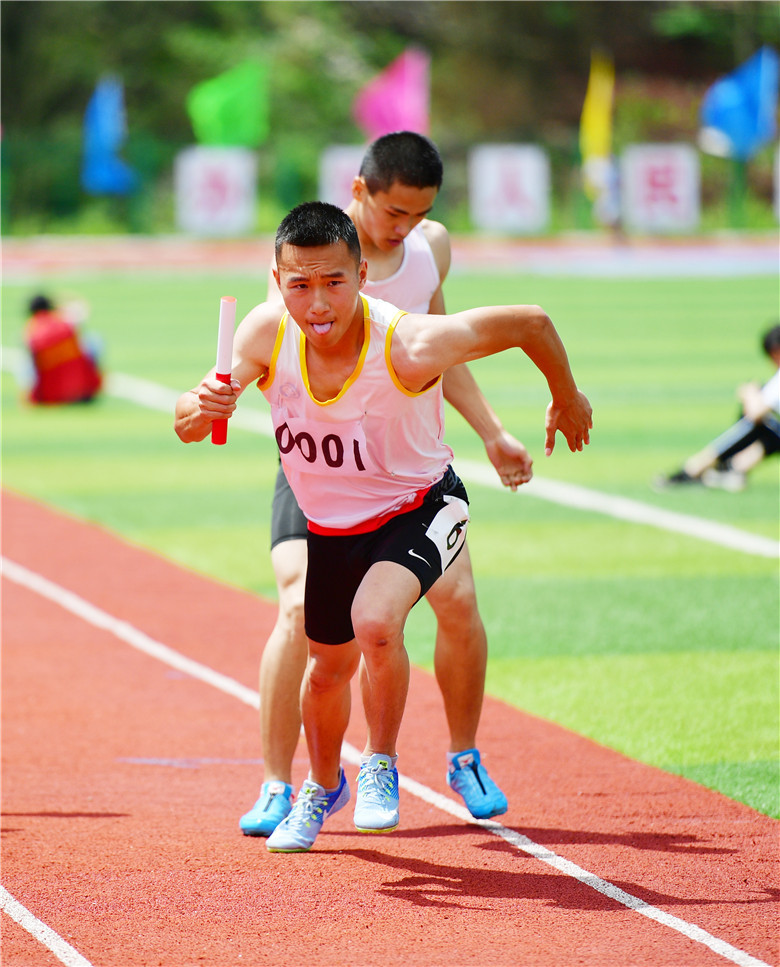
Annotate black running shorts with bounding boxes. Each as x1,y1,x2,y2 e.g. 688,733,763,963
270,462,308,549
717,414,780,464
304,467,469,646
756,415,780,457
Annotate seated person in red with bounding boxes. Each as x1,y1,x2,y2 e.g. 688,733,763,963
24,295,102,404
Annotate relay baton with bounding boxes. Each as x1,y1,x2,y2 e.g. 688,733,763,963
211,296,237,446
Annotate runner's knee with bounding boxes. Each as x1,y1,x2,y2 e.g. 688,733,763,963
306,646,359,693
427,572,479,628
351,603,404,651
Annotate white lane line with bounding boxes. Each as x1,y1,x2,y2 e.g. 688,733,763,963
2,355,776,559
0,885,95,967
1,557,259,709
107,371,780,560
107,371,275,436
2,556,772,967
456,459,780,559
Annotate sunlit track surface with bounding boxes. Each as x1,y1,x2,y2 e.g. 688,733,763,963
2,491,777,967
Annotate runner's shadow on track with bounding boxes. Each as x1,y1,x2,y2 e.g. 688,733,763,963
387,822,737,855
2,812,129,835
341,846,767,912
2,811,129,821
500,824,736,855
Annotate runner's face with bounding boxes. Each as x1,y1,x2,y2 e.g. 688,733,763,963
274,242,367,346
357,180,439,252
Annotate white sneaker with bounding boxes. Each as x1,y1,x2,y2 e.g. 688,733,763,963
353,754,399,833
702,468,746,492
266,770,350,852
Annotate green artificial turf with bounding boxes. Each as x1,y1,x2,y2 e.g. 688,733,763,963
2,267,778,817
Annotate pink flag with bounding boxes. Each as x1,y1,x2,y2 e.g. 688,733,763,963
352,47,430,140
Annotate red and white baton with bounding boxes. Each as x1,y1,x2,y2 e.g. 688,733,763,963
211,295,237,446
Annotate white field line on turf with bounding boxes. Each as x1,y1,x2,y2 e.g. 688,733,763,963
0,885,95,967
2,354,777,559
1,556,772,967
456,459,780,559
104,371,780,560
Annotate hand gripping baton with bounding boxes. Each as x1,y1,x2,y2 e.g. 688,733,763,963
211,296,237,446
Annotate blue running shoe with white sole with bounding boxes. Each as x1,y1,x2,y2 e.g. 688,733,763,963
266,770,350,853
447,748,508,819
239,781,294,836
354,753,399,833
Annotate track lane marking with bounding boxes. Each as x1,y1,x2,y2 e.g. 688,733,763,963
2,555,772,967
0,885,95,967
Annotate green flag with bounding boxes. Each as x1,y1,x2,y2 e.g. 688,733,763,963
186,60,270,147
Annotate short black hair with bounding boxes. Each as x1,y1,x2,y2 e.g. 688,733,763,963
359,131,443,195
29,294,54,314
275,201,361,265
762,323,780,357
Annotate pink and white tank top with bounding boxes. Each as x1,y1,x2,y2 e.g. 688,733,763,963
258,295,452,532
361,224,440,313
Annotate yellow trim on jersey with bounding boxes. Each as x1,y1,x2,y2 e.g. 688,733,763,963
256,312,288,391
299,297,371,406
385,309,443,397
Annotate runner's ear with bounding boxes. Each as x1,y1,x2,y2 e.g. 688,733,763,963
352,176,367,202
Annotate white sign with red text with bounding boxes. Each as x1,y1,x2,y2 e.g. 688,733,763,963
318,146,366,210
468,145,550,233
620,144,700,233
175,146,258,236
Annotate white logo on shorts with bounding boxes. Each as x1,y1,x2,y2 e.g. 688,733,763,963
407,548,431,567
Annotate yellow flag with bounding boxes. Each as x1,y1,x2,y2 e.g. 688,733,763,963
579,51,615,200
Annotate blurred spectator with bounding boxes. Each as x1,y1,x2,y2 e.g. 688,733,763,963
23,294,102,404
656,324,780,492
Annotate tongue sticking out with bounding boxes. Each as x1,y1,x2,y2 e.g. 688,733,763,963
312,322,333,335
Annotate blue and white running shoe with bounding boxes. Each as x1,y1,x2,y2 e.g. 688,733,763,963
447,748,508,819
354,753,400,833
266,770,350,852
239,781,294,837
238,780,293,836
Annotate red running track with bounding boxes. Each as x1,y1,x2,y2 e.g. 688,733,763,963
2,490,778,967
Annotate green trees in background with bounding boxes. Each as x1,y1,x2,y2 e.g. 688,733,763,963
2,0,778,234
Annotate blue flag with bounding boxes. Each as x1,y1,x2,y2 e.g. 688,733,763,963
81,76,137,195
700,46,779,161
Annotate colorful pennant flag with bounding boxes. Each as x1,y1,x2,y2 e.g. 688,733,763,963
81,76,137,196
699,46,779,161
579,50,615,202
186,60,270,148
352,47,430,140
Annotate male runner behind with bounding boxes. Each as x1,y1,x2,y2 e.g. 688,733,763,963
240,133,532,836
174,201,592,851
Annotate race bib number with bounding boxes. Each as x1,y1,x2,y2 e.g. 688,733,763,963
274,414,377,476
425,495,469,572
